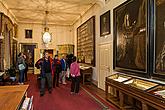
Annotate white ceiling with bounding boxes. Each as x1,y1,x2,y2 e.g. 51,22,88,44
2,0,99,25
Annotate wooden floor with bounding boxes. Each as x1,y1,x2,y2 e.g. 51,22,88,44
84,83,119,110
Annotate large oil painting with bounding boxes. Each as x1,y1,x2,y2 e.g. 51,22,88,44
113,0,147,72
21,43,37,67
155,0,165,75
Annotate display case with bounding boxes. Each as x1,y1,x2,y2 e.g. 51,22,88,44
107,73,131,82
105,73,165,110
148,85,165,99
80,63,92,84
124,79,158,91
77,16,95,66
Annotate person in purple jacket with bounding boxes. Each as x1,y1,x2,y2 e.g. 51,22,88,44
70,56,81,94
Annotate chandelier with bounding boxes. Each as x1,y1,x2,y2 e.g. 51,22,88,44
42,11,52,47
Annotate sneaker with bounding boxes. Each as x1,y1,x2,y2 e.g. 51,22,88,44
21,83,24,85
70,92,74,95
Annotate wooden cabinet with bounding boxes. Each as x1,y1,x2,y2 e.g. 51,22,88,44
105,73,165,110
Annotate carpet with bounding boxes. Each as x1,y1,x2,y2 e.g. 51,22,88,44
27,74,109,110
81,85,118,110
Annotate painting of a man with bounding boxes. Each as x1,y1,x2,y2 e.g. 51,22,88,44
25,30,32,38
100,10,110,36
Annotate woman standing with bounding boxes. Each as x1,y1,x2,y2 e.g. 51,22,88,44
17,52,26,85
70,56,81,94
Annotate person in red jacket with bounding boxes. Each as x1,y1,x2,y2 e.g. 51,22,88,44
70,56,81,94
52,55,62,88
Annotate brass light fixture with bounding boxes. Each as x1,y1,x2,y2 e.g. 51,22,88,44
42,10,52,47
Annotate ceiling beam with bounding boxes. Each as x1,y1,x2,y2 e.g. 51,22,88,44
9,8,81,15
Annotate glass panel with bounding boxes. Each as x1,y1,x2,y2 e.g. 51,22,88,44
107,73,131,82
124,79,158,90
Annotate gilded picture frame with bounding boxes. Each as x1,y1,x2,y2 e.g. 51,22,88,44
113,0,148,74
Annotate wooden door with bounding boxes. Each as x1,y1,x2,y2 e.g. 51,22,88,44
98,43,112,90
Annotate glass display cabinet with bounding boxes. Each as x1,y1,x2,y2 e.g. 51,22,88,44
148,85,165,99
105,73,165,110
124,79,159,91
107,73,131,82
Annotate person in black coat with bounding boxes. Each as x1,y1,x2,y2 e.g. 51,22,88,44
52,55,62,88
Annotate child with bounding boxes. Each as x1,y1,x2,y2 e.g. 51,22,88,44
70,56,81,94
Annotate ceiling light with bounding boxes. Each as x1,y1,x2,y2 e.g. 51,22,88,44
42,11,52,46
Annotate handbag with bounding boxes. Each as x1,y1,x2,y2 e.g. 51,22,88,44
18,64,25,70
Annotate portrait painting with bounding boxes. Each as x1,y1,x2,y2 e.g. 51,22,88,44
113,0,147,73
100,10,110,36
155,0,165,75
25,29,32,38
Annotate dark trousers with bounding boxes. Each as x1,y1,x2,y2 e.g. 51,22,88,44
40,72,52,94
24,67,28,81
71,76,80,93
19,69,25,83
53,72,60,87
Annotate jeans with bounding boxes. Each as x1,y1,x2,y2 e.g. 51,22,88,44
60,71,66,84
19,69,25,83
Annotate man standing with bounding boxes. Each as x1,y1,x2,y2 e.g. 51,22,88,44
36,52,53,96
60,55,67,84
52,55,62,87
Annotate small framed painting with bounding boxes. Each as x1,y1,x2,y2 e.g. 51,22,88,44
100,10,110,36
25,29,32,38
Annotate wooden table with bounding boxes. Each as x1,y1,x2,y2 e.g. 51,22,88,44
0,85,29,110
80,66,92,85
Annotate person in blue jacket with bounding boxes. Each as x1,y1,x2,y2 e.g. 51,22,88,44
60,55,67,84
